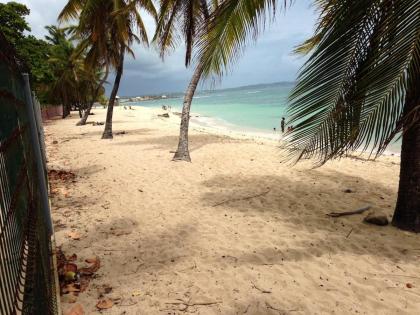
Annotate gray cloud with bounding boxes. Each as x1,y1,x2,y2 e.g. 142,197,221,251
7,0,316,95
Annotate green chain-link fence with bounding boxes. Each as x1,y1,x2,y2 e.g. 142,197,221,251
0,35,59,315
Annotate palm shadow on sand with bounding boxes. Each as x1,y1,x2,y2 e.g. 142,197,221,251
113,134,236,153
200,170,419,264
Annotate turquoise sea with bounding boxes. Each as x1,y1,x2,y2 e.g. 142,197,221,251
127,82,401,154
128,82,292,132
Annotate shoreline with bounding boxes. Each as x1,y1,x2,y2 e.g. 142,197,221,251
125,104,402,157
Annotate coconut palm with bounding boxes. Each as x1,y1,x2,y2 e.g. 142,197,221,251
45,25,104,119
153,0,212,161
59,0,157,138
197,0,420,232
46,26,82,117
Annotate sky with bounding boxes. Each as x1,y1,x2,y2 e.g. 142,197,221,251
7,0,317,96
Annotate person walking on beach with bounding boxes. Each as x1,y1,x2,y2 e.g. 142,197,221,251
281,117,286,133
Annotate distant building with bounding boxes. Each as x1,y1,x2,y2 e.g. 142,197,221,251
161,95,167,99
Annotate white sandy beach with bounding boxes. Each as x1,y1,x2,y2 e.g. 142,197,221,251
45,107,420,315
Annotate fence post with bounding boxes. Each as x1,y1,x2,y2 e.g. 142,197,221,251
31,92,48,172
22,73,53,234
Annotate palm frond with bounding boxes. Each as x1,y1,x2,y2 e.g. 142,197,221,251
285,0,420,165
58,0,84,22
153,0,211,66
195,0,287,77
152,0,182,59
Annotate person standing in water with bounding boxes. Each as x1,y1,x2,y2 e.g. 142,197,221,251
281,117,286,133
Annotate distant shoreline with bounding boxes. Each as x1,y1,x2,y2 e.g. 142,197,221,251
123,103,402,157
119,81,295,101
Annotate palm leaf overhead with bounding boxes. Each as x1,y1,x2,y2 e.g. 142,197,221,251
195,0,290,77
59,0,156,68
285,0,420,165
153,0,210,66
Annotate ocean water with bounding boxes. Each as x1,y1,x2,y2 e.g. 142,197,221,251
127,82,401,154
128,82,292,133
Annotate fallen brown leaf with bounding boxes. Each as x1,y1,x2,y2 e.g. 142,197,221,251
66,231,82,240
79,257,100,275
96,298,113,310
64,303,84,315
98,284,113,296
62,283,81,295
79,277,90,292
67,254,77,261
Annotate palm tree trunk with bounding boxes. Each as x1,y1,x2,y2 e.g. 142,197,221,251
392,78,420,232
173,63,203,162
77,67,109,126
62,91,70,119
102,52,124,139
78,104,83,118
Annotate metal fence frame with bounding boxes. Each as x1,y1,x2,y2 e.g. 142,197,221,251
0,35,60,315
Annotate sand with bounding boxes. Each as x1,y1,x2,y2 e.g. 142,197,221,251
44,107,420,315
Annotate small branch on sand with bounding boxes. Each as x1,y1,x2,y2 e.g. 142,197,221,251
346,228,354,238
123,263,144,275
212,189,271,207
118,299,138,307
251,282,272,293
165,299,222,312
265,302,283,313
326,206,371,217
265,302,299,313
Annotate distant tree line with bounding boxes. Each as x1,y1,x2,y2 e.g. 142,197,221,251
0,1,107,119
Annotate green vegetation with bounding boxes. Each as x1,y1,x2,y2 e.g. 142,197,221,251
0,1,106,117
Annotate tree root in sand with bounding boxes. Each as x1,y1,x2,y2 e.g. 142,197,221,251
212,189,271,207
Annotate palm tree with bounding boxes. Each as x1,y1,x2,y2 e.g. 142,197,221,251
59,0,157,138
197,0,420,232
45,25,104,119
153,0,212,161
46,25,82,118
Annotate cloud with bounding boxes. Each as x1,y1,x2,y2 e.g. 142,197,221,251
10,0,317,95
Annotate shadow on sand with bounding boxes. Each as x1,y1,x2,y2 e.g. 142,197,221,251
78,128,154,137
200,170,418,264
113,134,231,153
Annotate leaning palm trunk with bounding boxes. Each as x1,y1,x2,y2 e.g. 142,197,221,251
102,52,124,139
392,77,420,232
77,68,109,126
76,98,95,126
173,63,203,162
